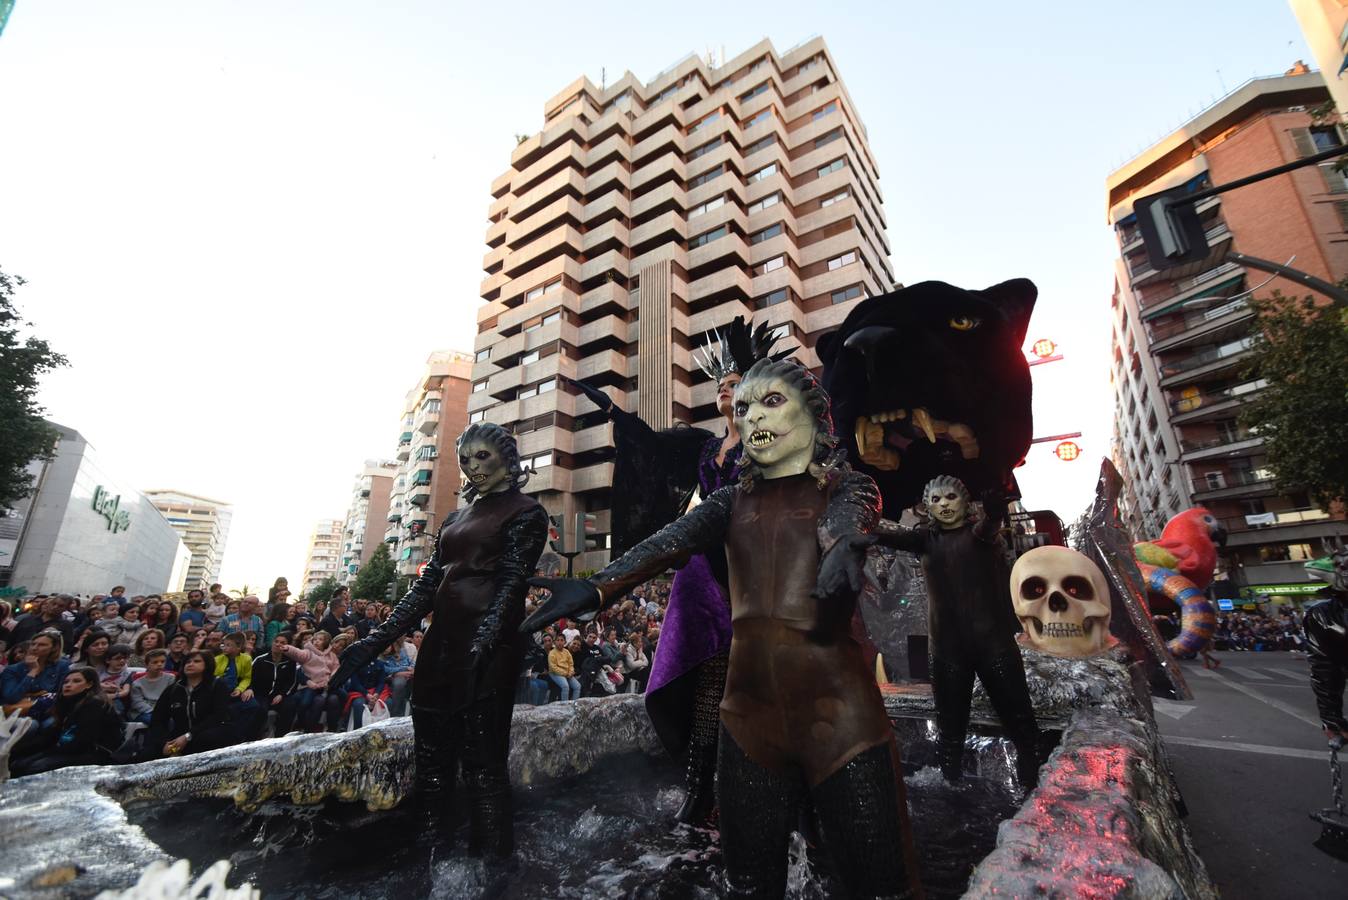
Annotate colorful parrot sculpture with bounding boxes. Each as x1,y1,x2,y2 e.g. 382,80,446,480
1133,507,1227,659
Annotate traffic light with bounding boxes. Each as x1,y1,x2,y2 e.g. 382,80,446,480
1134,187,1210,270
549,514,566,554
577,512,600,551
385,580,397,603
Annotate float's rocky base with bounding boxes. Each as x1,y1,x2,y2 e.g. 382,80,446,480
0,695,658,899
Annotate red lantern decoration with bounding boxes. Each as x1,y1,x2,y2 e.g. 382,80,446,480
1031,338,1057,359
1054,441,1081,461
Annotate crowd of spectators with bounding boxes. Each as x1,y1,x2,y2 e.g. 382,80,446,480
1211,608,1308,652
0,573,672,780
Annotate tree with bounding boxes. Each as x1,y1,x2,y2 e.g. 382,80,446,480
305,576,340,607
1239,292,1348,510
351,543,396,601
0,266,68,508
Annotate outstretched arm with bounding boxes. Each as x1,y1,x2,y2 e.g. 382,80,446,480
814,471,882,603
522,486,736,631
470,504,549,661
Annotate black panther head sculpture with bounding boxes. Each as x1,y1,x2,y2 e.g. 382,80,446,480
817,279,1037,515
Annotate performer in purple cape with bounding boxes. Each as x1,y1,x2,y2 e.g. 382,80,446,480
567,317,790,825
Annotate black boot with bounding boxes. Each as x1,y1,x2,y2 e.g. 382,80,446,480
676,654,727,825
465,768,515,861
675,740,718,825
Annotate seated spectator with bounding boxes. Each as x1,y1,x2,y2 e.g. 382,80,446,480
548,637,581,701
8,596,75,651
164,632,191,674
281,631,346,732
342,654,388,730
130,628,167,668
101,645,135,717
576,632,605,697
621,633,650,694
220,596,264,643
249,631,300,738
129,649,174,725
1,630,70,715
263,603,291,651
520,635,551,706
177,591,208,639
140,650,235,760
204,593,229,628
113,604,146,647
8,666,123,777
72,630,112,675
380,637,415,718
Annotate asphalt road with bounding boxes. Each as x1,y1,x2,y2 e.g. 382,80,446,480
1156,651,1348,898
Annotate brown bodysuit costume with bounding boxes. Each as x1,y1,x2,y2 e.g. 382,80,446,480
588,471,920,899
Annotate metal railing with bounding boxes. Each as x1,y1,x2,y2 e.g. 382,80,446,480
1168,379,1268,415
1160,335,1256,377
1151,297,1251,342
1141,260,1242,310
1191,470,1276,494
1179,428,1258,454
1220,507,1333,533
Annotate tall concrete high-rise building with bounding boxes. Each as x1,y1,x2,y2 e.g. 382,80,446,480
1106,66,1347,599
470,37,893,570
385,351,474,580
339,460,397,584
144,489,233,591
300,518,343,595
1289,1,1348,115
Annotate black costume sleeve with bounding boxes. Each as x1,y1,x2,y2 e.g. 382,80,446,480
592,485,736,604
818,470,882,551
351,513,456,657
472,504,550,656
1305,599,1348,730
871,519,928,554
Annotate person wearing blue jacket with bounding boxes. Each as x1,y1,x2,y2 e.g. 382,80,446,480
1,630,71,716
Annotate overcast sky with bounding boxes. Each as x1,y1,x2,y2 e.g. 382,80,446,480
0,1,1311,589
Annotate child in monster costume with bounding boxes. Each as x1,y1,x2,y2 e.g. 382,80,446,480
333,423,548,861
861,475,1041,789
523,359,922,900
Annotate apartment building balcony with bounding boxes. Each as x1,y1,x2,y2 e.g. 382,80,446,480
1221,508,1344,547
1178,429,1262,463
1190,470,1277,503
1169,379,1268,425
1150,296,1254,353
415,394,442,434
1139,261,1243,317
408,490,431,508
1158,335,1257,389
386,508,402,523
1236,560,1324,589
383,527,399,544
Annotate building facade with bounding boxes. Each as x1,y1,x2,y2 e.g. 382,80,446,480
1290,0,1348,116
470,37,893,570
144,488,233,592
385,351,473,580
339,460,397,583
3,424,191,596
300,518,344,595
1106,67,1348,597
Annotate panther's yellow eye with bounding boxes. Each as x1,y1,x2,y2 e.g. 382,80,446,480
949,315,979,331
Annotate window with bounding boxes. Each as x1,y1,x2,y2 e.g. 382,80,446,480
768,323,792,341
744,134,776,156
542,311,561,326
690,225,728,249
1311,125,1343,153
812,101,838,121
739,82,768,103
472,380,487,393
526,285,544,302
826,251,857,271
743,108,773,129
797,56,820,75
475,348,491,363
756,255,786,275
418,447,437,460
690,195,726,217
537,378,556,394
689,136,723,160
815,129,842,149
831,285,863,305
748,162,778,183
688,111,720,134
421,399,441,414
521,349,541,365
750,223,783,244
820,189,849,208
688,164,724,190
817,158,845,178
469,410,486,423
755,288,788,309
545,279,561,294
526,452,553,469
748,192,781,214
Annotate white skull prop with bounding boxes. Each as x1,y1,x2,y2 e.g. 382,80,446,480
1010,546,1111,658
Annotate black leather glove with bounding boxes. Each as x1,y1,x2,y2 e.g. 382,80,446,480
813,533,876,603
520,577,603,632
560,374,614,416
331,642,376,694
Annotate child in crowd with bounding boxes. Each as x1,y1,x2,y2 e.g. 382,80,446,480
129,649,173,725
101,645,135,717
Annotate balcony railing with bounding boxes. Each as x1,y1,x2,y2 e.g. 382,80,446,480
1220,507,1332,533
1179,428,1257,454
1191,469,1276,494
1169,379,1269,416
1160,335,1256,378
1150,297,1251,343
1140,260,1242,311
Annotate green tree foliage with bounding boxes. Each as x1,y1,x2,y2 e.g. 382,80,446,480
1239,292,1348,510
351,542,396,600
304,576,340,606
0,266,68,508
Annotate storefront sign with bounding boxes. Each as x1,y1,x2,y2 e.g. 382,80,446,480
92,485,131,533
1244,582,1325,597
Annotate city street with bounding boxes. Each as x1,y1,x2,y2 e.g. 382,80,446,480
1157,651,1348,898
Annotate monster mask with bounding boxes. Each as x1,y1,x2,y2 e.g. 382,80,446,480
733,362,821,480
459,439,509,495
924,475,971,529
